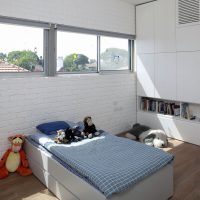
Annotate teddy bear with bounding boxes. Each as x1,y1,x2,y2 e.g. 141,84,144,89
81,116,101,139
0,134,32,179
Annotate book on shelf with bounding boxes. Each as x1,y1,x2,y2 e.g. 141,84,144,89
140,98,157,112
140,97,180,117
181,103,190,119
173,104,180,116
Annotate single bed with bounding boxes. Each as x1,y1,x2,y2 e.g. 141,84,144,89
24,131,173,200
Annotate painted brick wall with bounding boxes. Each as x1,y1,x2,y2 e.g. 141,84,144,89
0,0,135,35
0,74,136,156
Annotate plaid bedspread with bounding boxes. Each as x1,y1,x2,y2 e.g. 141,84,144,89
29,132,173,197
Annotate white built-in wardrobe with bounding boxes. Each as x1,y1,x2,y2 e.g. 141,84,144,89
136,0,200,145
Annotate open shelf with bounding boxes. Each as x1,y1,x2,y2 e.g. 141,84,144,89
138,96,200,124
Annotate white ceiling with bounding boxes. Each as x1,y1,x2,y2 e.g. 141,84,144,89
121,0,151,6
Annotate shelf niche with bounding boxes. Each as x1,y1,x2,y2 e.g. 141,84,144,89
139,96,200,123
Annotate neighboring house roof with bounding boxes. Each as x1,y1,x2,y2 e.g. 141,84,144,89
0,61,29,72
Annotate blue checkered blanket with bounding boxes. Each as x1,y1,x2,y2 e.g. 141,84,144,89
29,132,173,197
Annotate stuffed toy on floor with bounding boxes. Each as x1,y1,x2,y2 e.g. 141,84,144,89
125,123,168,148
0,134,32,179
139,129,168,148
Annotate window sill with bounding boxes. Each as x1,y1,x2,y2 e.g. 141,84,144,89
0,72,46,79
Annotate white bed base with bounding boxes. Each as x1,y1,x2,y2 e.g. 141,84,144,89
24,139,173,200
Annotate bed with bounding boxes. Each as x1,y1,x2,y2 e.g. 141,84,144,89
24,131,174,200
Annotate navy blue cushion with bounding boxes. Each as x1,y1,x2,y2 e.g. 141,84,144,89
36,121,70,135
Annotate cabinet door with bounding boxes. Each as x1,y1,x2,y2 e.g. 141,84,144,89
137,112,200,145
136,2,155,54
176,25,200,52
177,51,200,103
155,0,176,53
137,54,155,97
155,53,176,100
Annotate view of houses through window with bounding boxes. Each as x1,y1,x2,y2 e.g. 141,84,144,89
0,23,44,73
0,22,130,74
57,31,97,72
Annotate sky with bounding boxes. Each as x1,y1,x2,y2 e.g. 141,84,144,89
0,23,128,60
0,23,43,57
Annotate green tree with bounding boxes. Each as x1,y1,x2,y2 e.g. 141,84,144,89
63,53,89,72
0,52,6,61
7,50,39,71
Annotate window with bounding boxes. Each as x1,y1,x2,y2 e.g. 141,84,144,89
0,17,133,76
0,23,44,73
57,31,97,73
100,36,129,71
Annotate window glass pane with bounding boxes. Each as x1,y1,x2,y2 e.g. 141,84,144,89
100,37,129,70
57,31,97,73
0,23,44,72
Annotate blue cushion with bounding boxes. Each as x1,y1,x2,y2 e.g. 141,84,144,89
36,121,70,135
66,120,84,131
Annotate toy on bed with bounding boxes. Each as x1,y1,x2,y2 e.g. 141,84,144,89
0,134,32,179
125,123,168,148
55,126,83,144
81,116,101,139
54,129,69,144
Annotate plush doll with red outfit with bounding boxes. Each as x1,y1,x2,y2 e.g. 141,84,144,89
0,134,32,179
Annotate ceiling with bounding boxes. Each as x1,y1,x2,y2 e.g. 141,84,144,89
121,0,151,6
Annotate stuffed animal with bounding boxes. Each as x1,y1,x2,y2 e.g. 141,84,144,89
54,127,82,144
70,125,83,141
54,129,68,144
65,127,83,142
125,123,168,148
139,129,168,148
0,134,32,179
81,116,101,139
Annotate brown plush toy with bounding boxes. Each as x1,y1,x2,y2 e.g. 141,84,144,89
81,116,100,139
0,134,32,179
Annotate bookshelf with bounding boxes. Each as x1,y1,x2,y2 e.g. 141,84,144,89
139,97,200,123
137,96,200,146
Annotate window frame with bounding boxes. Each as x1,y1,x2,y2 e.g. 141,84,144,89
0,16,135,77
56,25,134,74
99,36,133,72
56,30,99,74
0,17,50,77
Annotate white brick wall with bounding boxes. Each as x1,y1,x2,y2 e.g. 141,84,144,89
0,73,136,156
0,0,135,35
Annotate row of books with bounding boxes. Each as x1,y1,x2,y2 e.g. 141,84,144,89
140,98,180,116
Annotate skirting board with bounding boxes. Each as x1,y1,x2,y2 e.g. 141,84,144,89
24,139,174,200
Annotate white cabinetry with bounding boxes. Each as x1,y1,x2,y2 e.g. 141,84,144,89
137,54,154,97
136,2,155,54
155,0,176,53
176,0,200,51
176,25,200,52
155,53,176,100
177,51,200,104
136,0,176,99
136,0,200,145
137,111,200,146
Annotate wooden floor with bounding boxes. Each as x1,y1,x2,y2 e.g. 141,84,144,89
1,139,200,200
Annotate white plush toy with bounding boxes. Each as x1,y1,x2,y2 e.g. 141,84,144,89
139,129,168,148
